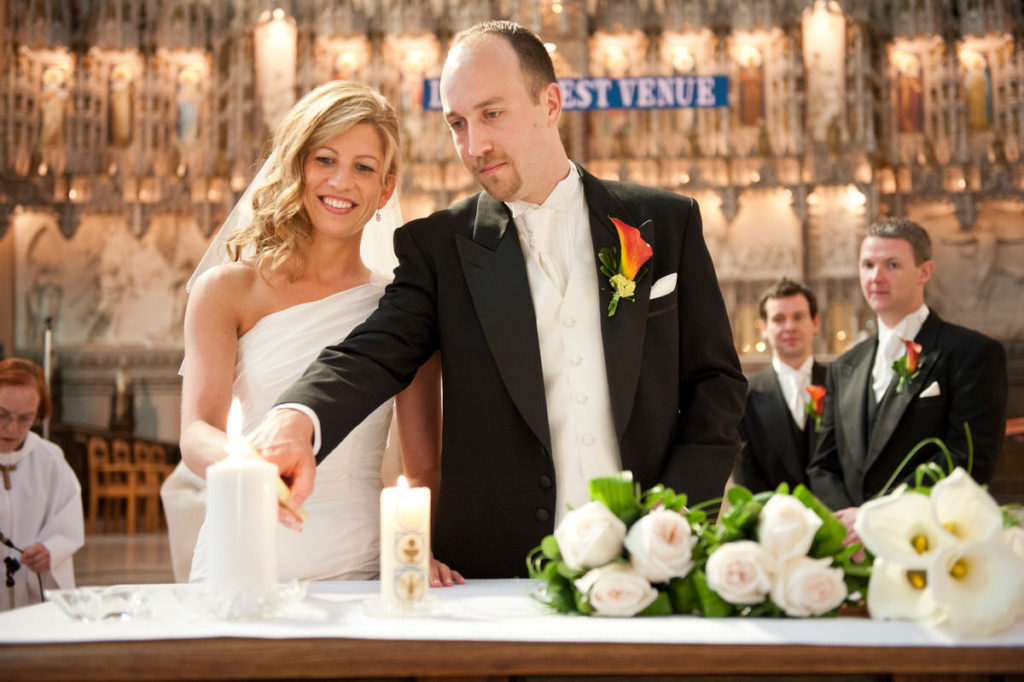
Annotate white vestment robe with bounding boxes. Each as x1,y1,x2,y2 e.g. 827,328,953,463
0,431,84,610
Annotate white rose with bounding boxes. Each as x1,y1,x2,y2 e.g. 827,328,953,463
624,508,697,583
771,556,848,617
758,494,823,561
1000,526,1024,562
705,540,776,605
554,501,627,571
575,563,659,617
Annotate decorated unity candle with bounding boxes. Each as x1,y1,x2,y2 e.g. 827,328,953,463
380,476,430,606
206,399,278,599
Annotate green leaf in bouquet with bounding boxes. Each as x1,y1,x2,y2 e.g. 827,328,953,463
742,600,784,618
693,569,735,617
720,497,763,536
1003,505,1023,529
547,575,580,614
725,485,753,508
540,535,562,561
573,586,596,615
638,591,673,616
641,484,688,513
791,485,846,558
526,545,554,581
685,508,707,527
667,574,701,614
589,472,642,524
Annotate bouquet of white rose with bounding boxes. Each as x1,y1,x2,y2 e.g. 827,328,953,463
527,472,868,618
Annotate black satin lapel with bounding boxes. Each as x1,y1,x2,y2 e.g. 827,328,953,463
865,350,940,472
455,204,551,451
585,177,653,437
840,347,873,471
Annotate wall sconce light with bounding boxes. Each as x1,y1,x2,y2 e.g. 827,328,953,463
672,46,695,74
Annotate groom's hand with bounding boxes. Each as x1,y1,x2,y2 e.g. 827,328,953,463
251,408,317,531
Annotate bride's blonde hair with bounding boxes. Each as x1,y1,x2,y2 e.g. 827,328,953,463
226,81,400,279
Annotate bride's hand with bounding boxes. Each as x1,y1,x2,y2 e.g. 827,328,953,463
250,408,317,530
430,554,465,587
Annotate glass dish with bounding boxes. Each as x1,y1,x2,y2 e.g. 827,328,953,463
47,586,146,622
174,580,307,620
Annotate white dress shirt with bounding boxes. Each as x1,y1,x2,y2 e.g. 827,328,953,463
872,304,930,403
772,355,814,430
506,164,622,523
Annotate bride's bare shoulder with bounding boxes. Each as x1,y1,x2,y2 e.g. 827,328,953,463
190,261,259,299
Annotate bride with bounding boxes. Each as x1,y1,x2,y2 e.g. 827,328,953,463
177,81,454,583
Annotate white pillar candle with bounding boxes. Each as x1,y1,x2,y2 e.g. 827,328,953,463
206,399,278,599
380,475,430,607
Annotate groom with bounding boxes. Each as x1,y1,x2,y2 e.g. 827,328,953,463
255,20,745,578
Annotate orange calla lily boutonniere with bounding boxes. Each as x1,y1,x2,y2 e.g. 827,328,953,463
598,217,653,317
893,339,922,394
804,385,826,433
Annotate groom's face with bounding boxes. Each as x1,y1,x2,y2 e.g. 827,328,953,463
441,36,557,204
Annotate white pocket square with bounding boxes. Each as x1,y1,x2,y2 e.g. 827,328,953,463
650,273,677,299
919,380,941,398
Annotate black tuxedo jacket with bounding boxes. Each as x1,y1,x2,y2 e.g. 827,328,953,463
731,362,827,493
807,312,1007,509
278,164,746,577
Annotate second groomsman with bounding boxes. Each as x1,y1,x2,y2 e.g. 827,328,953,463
731,279,826,492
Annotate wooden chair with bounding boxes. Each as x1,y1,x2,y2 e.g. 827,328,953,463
132,440,173,532
86,436,137,534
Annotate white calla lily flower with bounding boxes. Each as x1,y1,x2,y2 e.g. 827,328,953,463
865,558,942,623
854,492,957,569
929,468,1003,543
928,540,1024,637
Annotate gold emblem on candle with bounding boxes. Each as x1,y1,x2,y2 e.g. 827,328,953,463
398,534,423,564
396,571,426,600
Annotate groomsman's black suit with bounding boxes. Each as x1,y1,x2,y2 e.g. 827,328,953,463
278,164,746,577
731,361,827,493
807,312,1007,510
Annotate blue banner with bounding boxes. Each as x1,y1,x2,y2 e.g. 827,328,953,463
422,75,728,111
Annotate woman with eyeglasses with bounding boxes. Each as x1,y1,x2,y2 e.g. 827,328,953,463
0,358,84,609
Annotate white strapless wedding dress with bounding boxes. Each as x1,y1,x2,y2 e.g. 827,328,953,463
189,280,392,582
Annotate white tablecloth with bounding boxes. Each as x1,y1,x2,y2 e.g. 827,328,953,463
2,579,1023,647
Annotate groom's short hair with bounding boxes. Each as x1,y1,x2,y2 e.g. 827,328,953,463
450,20,556,102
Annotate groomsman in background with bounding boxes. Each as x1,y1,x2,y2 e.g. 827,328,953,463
730,279,826,493
808,218,1007,523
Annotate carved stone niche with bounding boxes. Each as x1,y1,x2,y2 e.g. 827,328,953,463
57,202,82,239
0,204,14,240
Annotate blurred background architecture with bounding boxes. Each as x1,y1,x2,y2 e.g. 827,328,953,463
0,0,1022,459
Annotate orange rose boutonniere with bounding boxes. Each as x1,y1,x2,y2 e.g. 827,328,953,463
598,217,653,317
804,385,826,433
892,339,922,393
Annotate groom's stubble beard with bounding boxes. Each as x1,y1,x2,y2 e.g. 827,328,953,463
473,155,522,202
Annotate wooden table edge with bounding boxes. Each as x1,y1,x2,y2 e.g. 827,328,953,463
2,638,1023,680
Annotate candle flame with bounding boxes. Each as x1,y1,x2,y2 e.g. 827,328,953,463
226,398,243,441
397,475,409,490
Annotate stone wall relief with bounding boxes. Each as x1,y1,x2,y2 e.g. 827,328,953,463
806,184,867,280
912,198,1024,340
721,188,801,281
12,210,208,348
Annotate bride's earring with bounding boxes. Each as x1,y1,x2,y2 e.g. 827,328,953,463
375,211,382,222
